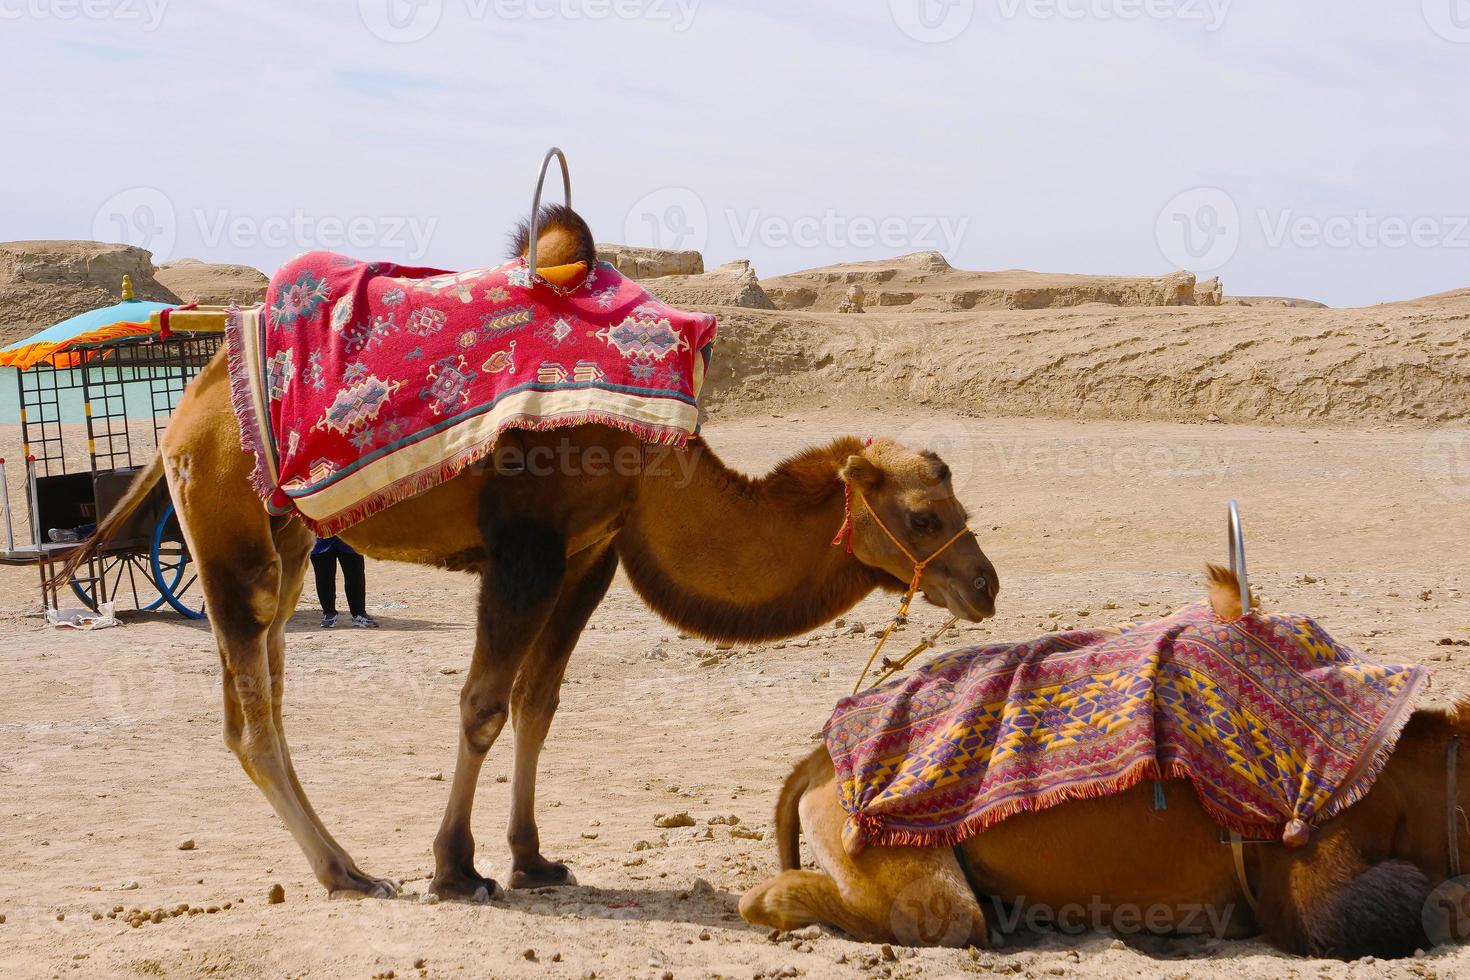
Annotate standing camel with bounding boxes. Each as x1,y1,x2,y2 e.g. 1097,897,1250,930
66,208,1000,902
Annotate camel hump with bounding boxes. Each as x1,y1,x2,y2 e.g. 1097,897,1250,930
1205,562,1253,619
509,203,597,271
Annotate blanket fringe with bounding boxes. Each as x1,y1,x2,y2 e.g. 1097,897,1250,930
224,305,282,508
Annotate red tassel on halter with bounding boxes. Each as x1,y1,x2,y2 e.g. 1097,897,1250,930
832,480,854,553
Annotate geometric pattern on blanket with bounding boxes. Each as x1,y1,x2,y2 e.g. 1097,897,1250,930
227,251,717,535
825,601,1428,856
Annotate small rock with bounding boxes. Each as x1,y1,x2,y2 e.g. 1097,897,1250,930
522,948,537,961
730,826,765,840
177,838,196,851
1205,413,1221,423
266,883,285,905
654,812,696,828
1109,938,1126,950
413,959,426,970
881,944,897,961
698,929,711,941
581,831,599,840
56,912,64,921
120,881,139,891
420,893,440,905
427,772,444,782
708,814,740,826
438,666,459,675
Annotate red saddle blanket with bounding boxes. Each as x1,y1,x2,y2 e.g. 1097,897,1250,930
825,602,1427,855
227,251,717,534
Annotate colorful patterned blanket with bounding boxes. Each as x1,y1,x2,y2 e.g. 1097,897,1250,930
825,602,1428,855
227,251,717,534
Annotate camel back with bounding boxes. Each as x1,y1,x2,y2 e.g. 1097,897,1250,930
227,250,717,535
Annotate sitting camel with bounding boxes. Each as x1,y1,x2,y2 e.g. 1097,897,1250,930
64,206,999,902
741,567,1459,960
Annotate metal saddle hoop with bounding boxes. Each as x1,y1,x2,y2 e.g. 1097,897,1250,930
526,147,572,282
1228,499,1251,615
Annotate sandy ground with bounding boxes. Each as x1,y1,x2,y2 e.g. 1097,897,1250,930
2,409,1470,979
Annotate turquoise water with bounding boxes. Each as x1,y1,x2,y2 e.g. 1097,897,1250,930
0,367,184,425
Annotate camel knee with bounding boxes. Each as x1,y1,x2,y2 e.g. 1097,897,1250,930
460,691,509,754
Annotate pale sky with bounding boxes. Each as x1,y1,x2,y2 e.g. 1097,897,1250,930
4,0,1468,307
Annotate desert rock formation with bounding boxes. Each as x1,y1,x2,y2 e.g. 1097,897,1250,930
155,259,269,307
0,241,180,344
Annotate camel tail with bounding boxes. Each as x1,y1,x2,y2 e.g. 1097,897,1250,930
1205,562,1255,619
50,453,166,590
777,746,829,870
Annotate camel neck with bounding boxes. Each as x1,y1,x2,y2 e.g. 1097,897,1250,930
616,436,887,642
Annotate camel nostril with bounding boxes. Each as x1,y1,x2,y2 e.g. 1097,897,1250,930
973,576,988,594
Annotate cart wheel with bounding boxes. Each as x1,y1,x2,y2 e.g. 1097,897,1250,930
69,575,100,612
70,558,167,613
151,503,205,620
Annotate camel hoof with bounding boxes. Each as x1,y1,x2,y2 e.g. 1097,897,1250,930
328,874,401,900
509,861,577,889
429,870,504,903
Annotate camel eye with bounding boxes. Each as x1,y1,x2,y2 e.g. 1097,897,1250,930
908,512,940,535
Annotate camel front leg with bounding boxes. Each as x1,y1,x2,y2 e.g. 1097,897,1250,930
430,521,567,901
507,544,619,888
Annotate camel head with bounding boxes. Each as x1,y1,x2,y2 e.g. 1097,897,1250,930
839,438,999,622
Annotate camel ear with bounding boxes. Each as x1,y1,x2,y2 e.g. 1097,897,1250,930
841,454,883,491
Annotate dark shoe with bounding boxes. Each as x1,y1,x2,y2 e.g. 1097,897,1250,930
321,614,338,628
352,614,379,629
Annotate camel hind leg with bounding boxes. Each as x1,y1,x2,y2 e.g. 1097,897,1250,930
163,409,396,897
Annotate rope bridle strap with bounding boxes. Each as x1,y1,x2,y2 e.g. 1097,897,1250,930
834,478,973,694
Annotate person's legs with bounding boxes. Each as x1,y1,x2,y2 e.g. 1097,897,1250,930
339,549,369,620
310,549,338,622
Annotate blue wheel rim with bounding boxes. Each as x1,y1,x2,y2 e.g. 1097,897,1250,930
151,503,205,620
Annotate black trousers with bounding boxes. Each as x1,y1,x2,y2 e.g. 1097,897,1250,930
311,549,367,618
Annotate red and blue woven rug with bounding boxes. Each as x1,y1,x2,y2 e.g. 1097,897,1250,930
825,602,1428,855
227,251,716,534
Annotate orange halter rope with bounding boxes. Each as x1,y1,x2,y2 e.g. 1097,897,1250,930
833,479,973,693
